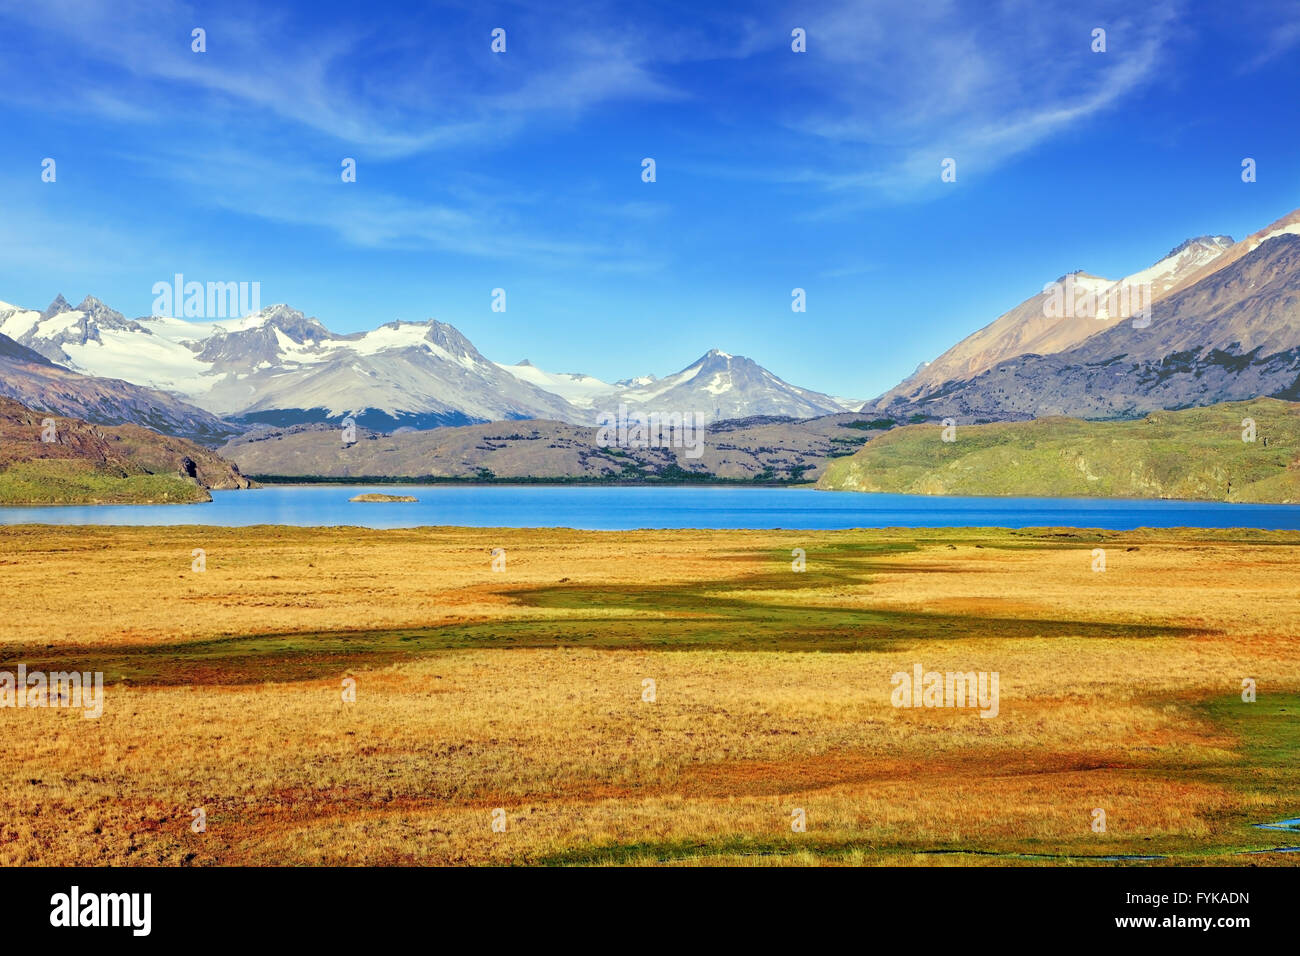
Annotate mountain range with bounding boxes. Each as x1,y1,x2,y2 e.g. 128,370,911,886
874,234,1235,404
0,317,236,444
6,204,1300,465
0,296,854,436
867,208,1300,422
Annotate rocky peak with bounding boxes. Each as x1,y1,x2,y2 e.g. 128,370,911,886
40,294,71,321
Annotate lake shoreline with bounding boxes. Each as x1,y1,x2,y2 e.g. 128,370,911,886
246,474,809,487
241,478,1300,506
2,484,1300,531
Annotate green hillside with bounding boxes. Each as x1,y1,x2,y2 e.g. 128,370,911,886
816,398,1300,503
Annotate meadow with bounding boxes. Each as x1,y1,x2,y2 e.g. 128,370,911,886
0,523,1296,866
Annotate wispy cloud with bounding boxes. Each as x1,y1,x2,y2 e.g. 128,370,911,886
4,0,1176,184
0,0,696,268
0,0,1197,268
0,0,681,158
122,144,665,271
743,0,1182,202
1239,17,1300,72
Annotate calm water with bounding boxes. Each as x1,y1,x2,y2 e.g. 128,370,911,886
0,485,1298,530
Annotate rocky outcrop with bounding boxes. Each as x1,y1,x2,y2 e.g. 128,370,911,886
0,397,253,503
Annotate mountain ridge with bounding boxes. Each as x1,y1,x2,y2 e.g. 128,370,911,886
865,208,1300,423
219,411,882,483
0,328,238,445
4,295,851,429
872,233,1238,409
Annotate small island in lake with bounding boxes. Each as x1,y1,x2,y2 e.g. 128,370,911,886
349,492,419,503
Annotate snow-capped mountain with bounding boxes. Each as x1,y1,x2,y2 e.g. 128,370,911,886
493,360,623,409
0,322,236,444
207,313,589,429
625,349,848,419
865,207,1300,423
1159,208,1300,299
499,350,852,420
3,296,851,430
1123,234,1235,297
870,234,1235,408
1,298,584,429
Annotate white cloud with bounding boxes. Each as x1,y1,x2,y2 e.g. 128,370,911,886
0,0,681,158
761,0,1182,199
0,0,1192,262
121,145,664,271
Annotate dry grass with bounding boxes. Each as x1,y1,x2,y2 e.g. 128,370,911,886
0,524,1296,866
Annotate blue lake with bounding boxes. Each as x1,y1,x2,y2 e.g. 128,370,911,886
1,484,1298,530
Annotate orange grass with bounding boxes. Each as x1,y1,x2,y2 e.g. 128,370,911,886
0,524,1296,865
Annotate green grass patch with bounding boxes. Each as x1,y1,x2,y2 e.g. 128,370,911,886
0,460,209,505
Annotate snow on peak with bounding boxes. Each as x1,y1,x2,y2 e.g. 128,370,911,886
1061,272,1116,296
41,294,72,320
494,359,618,408
1120,235,1235,297
1250,220,1300,252
7,290,850,425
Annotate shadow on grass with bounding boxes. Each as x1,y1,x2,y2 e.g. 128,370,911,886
531,693,1300,867
5,567,1204,685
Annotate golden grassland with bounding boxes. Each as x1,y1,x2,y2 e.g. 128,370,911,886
0,523,1297,866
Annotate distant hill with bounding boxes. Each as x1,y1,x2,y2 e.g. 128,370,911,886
0,397,253,504
818,398,1300,503
220,412,885,482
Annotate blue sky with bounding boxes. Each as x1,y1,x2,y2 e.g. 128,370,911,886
1,0,1298,399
